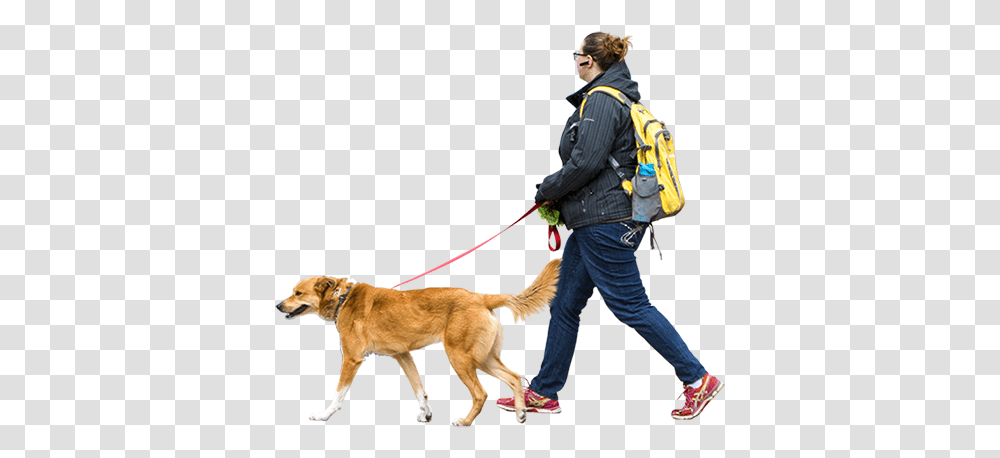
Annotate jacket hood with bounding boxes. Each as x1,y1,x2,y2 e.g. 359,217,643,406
566,59,641,108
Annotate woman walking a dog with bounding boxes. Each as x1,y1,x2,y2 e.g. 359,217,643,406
498,32,723,420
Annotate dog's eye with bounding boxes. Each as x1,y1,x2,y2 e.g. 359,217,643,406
295,292,301,296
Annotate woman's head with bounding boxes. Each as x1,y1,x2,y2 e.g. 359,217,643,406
575,32,632,82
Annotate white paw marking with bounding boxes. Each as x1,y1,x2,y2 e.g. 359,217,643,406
309,407,338,421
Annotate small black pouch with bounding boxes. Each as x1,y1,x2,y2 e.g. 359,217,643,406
630,168,664,224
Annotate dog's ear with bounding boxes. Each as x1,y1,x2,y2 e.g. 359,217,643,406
314,277,334,294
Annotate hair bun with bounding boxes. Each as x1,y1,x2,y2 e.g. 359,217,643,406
608,35,632,61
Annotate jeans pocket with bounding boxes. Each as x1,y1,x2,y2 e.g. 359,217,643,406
616,221,647,249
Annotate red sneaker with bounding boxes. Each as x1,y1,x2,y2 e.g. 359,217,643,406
497,377,562,414
671,373,723,420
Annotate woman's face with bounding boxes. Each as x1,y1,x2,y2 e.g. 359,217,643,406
575,41,599,82
575,42,588,78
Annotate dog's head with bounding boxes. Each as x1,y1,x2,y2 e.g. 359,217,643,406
275,276,356,321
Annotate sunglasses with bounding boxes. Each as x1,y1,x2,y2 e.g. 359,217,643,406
573,52,587,60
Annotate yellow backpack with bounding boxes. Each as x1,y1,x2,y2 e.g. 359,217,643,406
579,86,685,258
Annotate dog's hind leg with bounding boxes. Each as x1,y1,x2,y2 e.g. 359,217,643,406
479,316,527,423
445,311,496,426
309,355,363,422
482,357,527,424
393,352,432,423
449,359,488,427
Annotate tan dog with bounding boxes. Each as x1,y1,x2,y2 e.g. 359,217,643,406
275,259,561,426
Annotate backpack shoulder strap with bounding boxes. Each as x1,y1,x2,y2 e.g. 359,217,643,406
578,86,638,181
579,85,631,117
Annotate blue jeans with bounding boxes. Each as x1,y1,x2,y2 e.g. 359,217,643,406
530,220,707,400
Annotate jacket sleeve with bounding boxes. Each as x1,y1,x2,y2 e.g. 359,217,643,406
535,93,623,204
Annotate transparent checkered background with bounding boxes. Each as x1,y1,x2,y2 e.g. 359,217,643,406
0,0,998,456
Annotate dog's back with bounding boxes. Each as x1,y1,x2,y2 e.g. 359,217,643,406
336,259,561,350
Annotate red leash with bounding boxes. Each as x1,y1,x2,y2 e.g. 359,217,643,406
391,203,561,290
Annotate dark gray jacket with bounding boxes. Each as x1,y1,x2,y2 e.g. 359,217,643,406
534,60,642,230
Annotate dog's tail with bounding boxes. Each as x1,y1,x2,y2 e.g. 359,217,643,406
491,259,561,322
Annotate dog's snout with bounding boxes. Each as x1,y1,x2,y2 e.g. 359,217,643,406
276,301,283,310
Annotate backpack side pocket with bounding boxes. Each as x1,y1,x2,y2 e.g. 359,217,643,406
631,172,664,223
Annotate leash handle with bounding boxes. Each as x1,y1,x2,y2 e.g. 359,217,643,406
391,203,545,290
548,225,561,251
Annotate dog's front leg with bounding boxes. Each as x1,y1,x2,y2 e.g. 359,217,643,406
393,352,432,423
310,355,363,422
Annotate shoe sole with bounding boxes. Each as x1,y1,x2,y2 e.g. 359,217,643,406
671,381,724,420
497,404,562,414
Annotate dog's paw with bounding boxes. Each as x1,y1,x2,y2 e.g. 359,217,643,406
309,411,333,422
417,409,432,423
451,418,471,427
517,412,526,424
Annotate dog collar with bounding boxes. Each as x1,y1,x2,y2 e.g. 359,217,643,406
332,285,353,324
